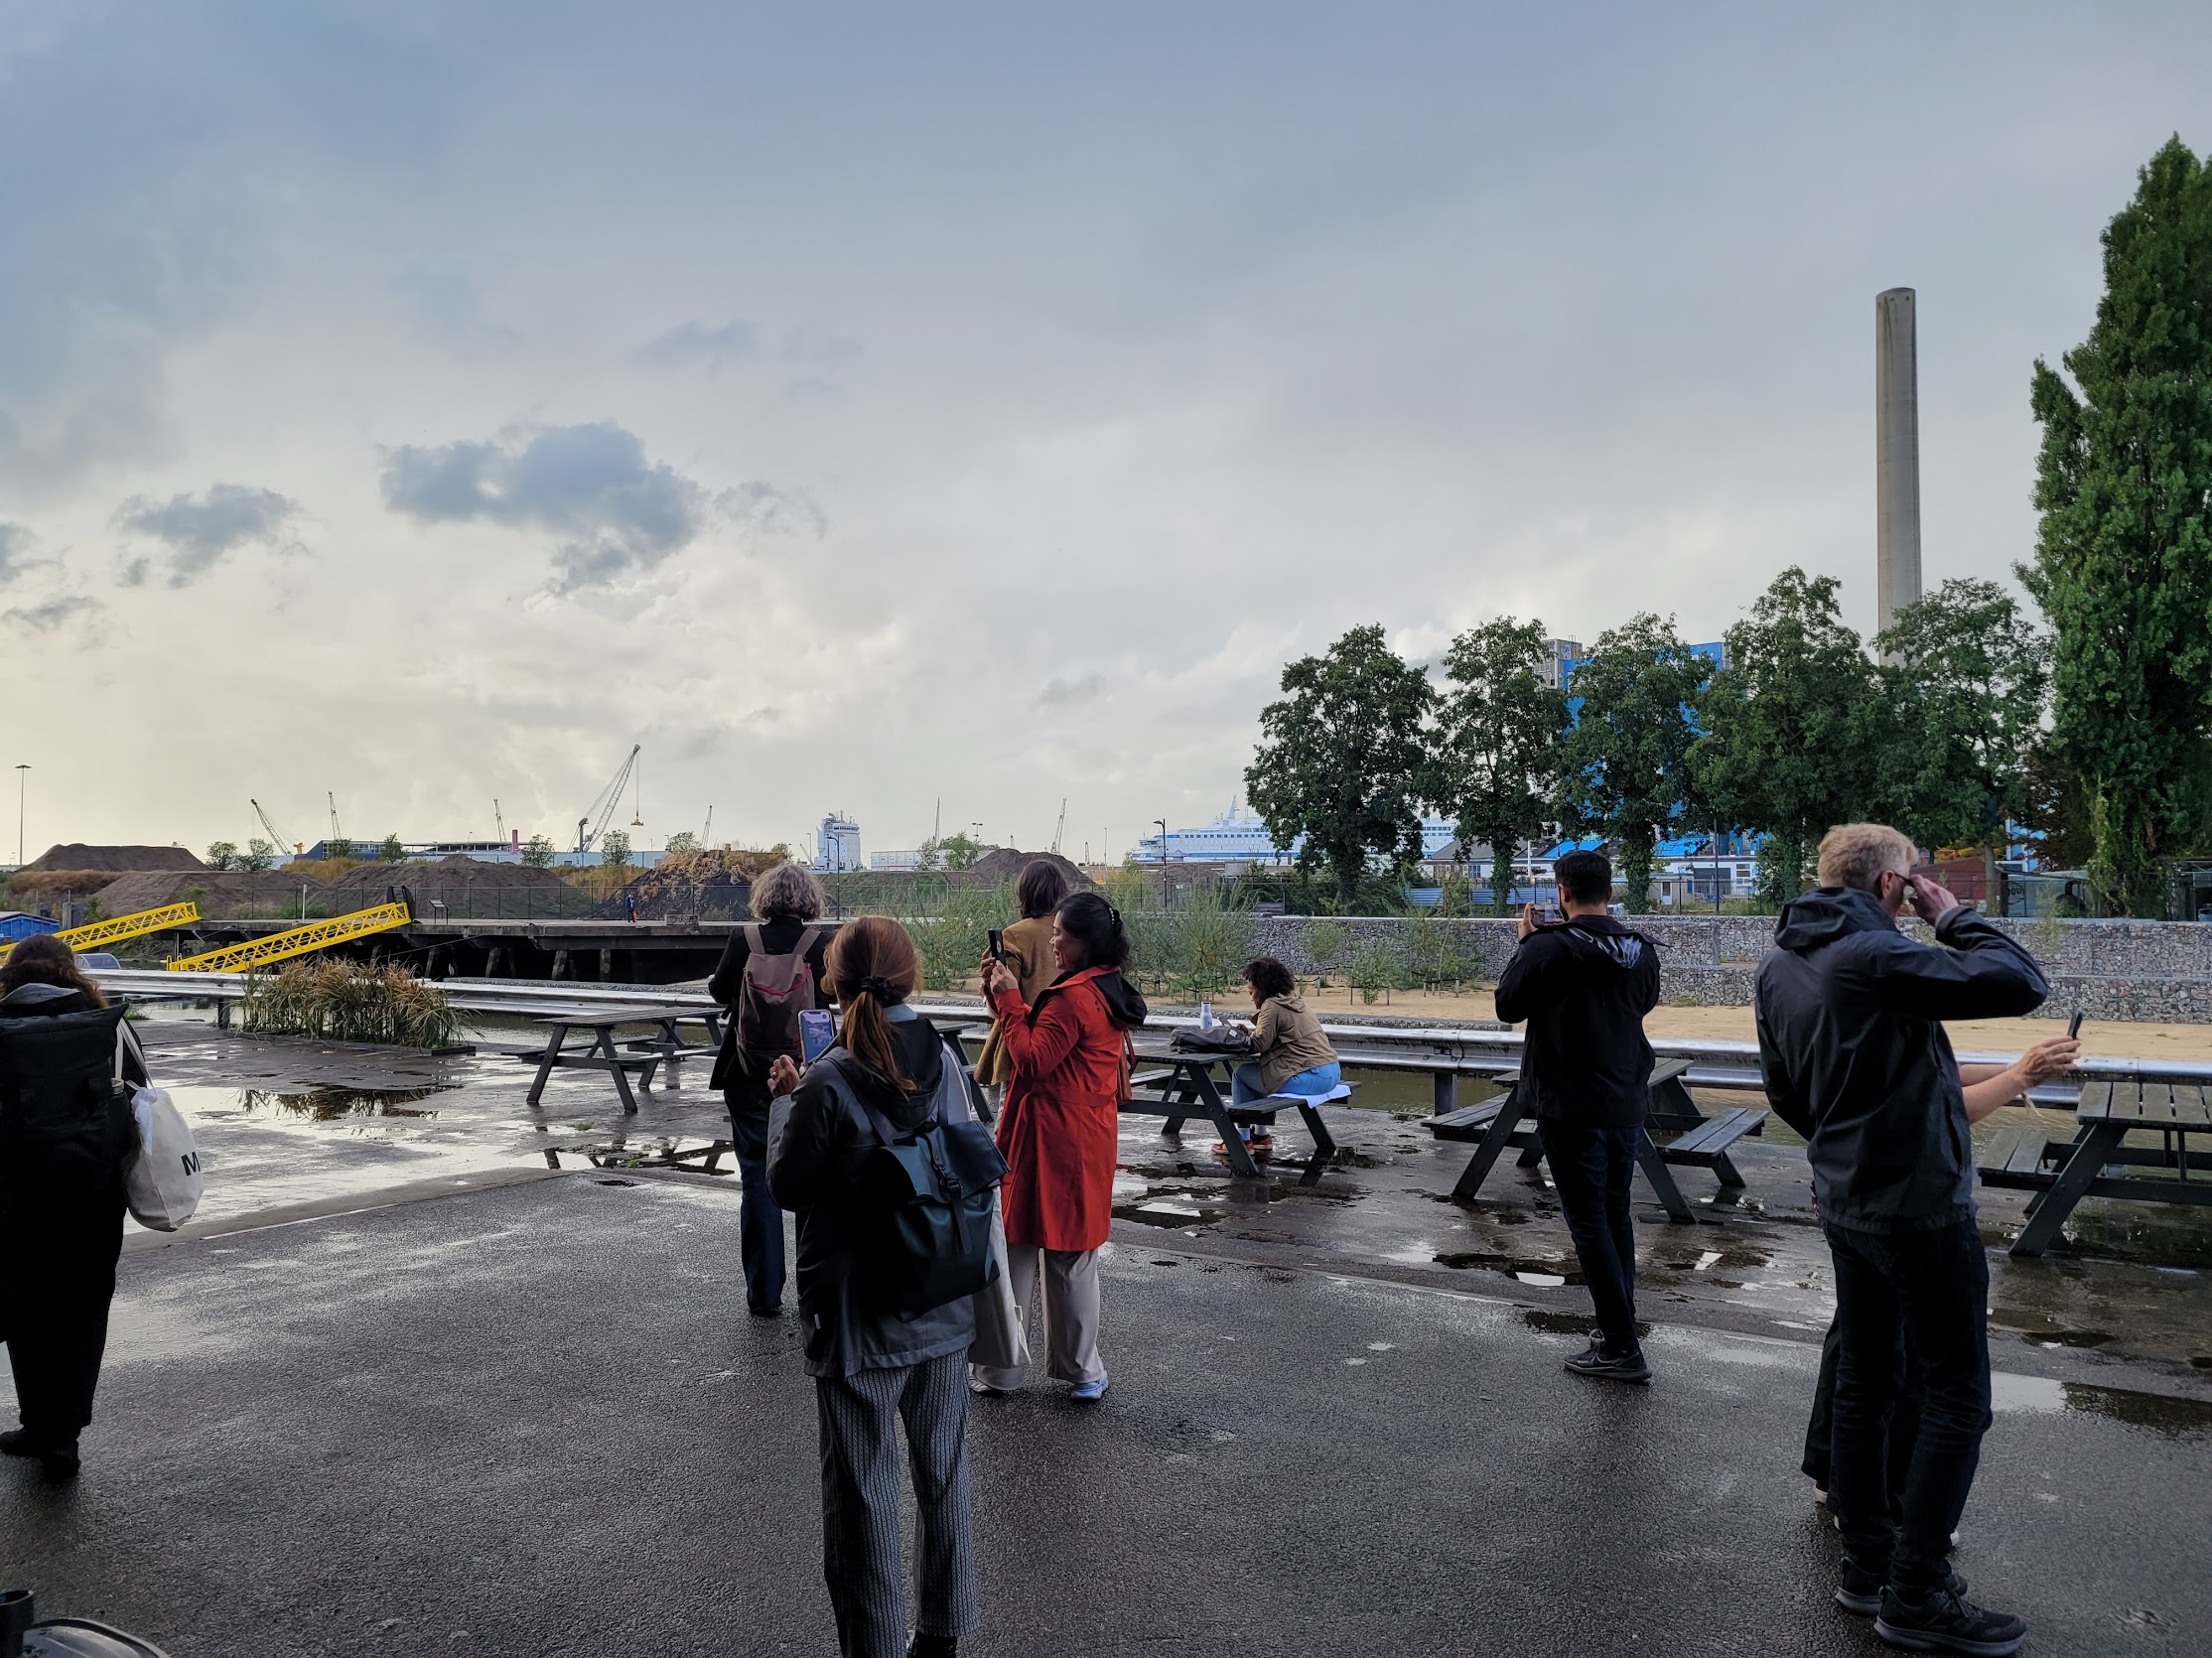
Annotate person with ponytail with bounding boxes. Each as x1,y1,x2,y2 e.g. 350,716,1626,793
971,889,1147,1401
765,915,981,1658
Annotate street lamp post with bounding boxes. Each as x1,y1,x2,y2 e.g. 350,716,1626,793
13,764,27,868
1156,817,1170,908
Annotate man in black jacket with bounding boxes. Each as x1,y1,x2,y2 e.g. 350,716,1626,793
1756,823,2046,1658
1493,848,1661,1384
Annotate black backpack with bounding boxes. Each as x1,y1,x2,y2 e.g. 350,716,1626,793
0,1004,136,1201
842,1048,1008,1318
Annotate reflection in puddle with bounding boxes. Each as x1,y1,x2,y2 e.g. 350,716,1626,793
1990,1371,2212,1437
242,1085,449,1122
1435,1249,1585,1287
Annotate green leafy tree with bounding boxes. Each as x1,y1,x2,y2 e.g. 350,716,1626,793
324,837,354,863
1435,618,1571,914
599,829,632,871
1696,570,1884,909
239,838,277,872
1555,614,1713,912
1876,578,2049,901
519,834,556,868
1245,624,1436,904
378,834,407,862
206,840,239,872
662,830,700,856
2019,137,2212,915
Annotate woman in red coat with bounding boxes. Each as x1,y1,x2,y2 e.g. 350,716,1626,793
971,892,1147,1400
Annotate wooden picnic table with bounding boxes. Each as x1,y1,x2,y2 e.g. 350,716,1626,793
508,1004,723,1114
1122,1038,1344,1182
1983,1079,2212,1257
1427,1057,1767,1223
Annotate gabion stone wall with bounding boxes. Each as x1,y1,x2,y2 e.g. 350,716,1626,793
1244,912,2212,1023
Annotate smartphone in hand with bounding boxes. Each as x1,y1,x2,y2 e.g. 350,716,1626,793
799,1008,835,1064
2067,1010,2085,1041
987,929,1007,961
1534,906,1566,926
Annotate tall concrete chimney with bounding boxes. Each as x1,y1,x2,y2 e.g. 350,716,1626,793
1875,287,1922,651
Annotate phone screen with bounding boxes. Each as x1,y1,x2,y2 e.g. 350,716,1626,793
799,1009,835,1064
2067,1010,2085,1040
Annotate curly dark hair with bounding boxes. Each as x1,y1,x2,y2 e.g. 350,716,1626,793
1242,956,1296,1002
0,933,106,1006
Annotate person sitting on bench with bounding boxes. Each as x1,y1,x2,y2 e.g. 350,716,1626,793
1492,849,1661,1386
1221,956,1340,1165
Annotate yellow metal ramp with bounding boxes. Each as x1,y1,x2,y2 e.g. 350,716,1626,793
164,902,412,974
54,902,202,952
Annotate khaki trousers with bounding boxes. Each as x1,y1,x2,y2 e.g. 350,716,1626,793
970,1244,1104,1388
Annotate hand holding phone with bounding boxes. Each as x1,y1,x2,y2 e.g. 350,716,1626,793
987,929,1007,962
799,1008,835,1064
2067,1010,2085,1040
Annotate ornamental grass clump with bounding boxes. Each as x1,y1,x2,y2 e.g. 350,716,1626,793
242,959,461,1048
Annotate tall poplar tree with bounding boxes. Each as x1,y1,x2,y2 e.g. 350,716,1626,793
2020,137,2212,916
1245,624,1436,905
1554,614,1712,912
1434,618,1571,913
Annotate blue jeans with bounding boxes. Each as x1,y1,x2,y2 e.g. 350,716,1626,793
725,1083,785,1313
1825,1218,1993,1594
1537,1117,1641,1351
1230,1060,1340,1104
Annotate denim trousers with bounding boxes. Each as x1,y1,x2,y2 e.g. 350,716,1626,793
1537,1117,1641,1350
1229,1060,1341,1104
1824,1217,1993,1593
725,1081,786,1313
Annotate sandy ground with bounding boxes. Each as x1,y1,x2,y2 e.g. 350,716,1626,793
1278,981,2212,1060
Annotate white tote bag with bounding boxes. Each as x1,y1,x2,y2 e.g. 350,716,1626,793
946,1041,1030,1371
117,1023,203,1231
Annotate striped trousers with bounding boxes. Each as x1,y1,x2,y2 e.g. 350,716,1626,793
815,1351,981,1658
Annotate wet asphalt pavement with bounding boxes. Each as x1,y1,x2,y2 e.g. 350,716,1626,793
4,1170,2210,1657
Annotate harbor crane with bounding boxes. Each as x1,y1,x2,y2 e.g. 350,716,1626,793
250,798,300,858
1050,798,1067,856
576,744,642,853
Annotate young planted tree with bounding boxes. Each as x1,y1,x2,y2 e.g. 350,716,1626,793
1554,614,1713,912
239,838,277,872
2020,137,2212,915
378,834,407,862
1876,578,2049,908
519,834,556,868
206,840,239,872
1245,624,1435,906
1695,570,1883,909
1434,618,1571,914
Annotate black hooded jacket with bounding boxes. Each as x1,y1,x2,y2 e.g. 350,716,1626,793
1754,888,2047,1233
1493,915,1662,1126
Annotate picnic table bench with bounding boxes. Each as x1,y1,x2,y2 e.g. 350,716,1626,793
1122,1039,1353,1182
503,1005,721,1114
1979,1079,2212,1257
1426,1057,1766,1222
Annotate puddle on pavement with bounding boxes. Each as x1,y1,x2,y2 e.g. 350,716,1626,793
242,1085,449,1121
1991,1370,2212,1438
1114,1195,1228,1229
1521,1308,1650,1339
1434,1248,1584,1287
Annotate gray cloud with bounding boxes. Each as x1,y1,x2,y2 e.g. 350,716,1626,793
639,321,756,372
0,523,31,583
1038,673,1106,707
3,594,98,632
114,483,302,585
381,421,707,590
718,481,827,540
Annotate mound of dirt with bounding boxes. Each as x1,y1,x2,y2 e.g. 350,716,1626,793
95,870,311,917
5,870,128,901
323,856,573,900
954,849,1093,891
26,843,205,873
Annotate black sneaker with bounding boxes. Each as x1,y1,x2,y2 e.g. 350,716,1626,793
1874,1584,2026,1656
1564,1334,1652,1384
1840,1564,1969,1619
906,1635,958,1658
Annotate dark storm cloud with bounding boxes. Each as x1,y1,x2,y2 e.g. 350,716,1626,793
114,483,302,585
380,421,707,590
638,321,757,372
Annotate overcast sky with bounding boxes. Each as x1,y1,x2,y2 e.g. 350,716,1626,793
1,3,2204,863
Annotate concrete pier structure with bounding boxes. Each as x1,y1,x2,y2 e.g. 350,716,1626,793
1875,286,1922,650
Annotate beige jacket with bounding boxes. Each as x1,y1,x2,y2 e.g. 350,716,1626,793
1251,992,1336,1093
976,913,1058,1085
